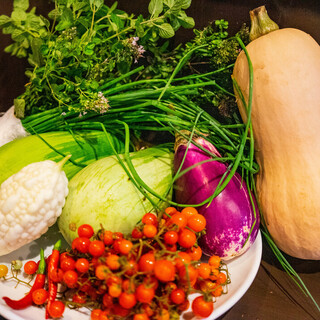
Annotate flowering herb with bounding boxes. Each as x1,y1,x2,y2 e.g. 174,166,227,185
0,0,195,117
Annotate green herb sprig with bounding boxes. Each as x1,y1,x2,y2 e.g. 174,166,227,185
0,0,195,117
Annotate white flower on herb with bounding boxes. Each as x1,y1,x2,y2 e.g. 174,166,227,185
125,37,146,63
83,92,110,114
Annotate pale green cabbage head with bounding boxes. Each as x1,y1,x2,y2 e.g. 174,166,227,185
58,147,173,244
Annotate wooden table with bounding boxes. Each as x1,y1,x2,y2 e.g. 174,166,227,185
0,1,319,319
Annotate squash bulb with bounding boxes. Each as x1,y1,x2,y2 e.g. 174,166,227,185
232,6,320,259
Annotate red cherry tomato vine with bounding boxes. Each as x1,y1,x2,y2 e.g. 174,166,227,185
1,207,230,319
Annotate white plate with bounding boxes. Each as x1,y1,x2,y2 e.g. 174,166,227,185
0,224,262,320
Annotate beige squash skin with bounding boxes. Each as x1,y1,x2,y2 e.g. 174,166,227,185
233,28,320,260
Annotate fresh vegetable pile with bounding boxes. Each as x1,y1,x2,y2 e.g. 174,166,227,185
0,0,319,317
1,208,229,319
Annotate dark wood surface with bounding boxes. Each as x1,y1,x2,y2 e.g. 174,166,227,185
0,1,320,319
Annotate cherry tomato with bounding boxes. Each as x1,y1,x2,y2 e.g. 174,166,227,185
198,263,211,279
154,260,175,282
118,239,133,255
90,308,102,320
135,283,155,303
122,279,135,292
108,283,122,298
134,314,149,320
63,270,78,288
187,213,206,232
112,239,122,253
75,258,90,273
131,227,143,239
179,264,199,284
217,272,227,284
78,278,92,293
163,230,178,245
168,212,188,230
76,237,91,253
106,275,122,286
103,230,114,246
142,212,158,226
208,255,221,269
138,252,155,272
77,224,94,238
32,288,48,305
99,310,110,320
187,246,202,261
165,281,177,293
24,261,38,275
95,265,109,280
199,279,216,293
72,292,86,304
181,206,198,218
170,288,186,305
143,275,159,290
164,206,178,217
102,293,113,308
96,283,107,295
71,237,80,250
48,300,65,318
119,292,137,309
141,303,154,317
174,251,191,269
114,232,124,240
60,257,76,272
165,243,177,252
124,259,138,276
155,309,170,320
178,300,190,312
143,224,157,238
60,252,71,262
106,254,120,270
89,240,105,257
191,295,214,317
212,284,223,297
178,228,197,248
112,303,130,317
210,267,220,281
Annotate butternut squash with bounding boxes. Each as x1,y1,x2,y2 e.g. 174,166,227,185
232,6,320,259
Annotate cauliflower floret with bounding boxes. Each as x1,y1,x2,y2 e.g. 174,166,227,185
0,158,69,256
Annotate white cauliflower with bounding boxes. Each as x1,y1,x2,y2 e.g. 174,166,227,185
0,157,69,256
0,106,29,147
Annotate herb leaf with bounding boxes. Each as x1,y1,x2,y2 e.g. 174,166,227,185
13,0,29,11
157,22,175,38
148,0,164,17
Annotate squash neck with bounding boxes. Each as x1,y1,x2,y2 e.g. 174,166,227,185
249,6,279,41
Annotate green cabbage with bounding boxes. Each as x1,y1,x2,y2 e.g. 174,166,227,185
58,147,173,244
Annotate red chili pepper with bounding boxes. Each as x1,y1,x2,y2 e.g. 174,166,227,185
46,240,61,319
3,248,46,310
